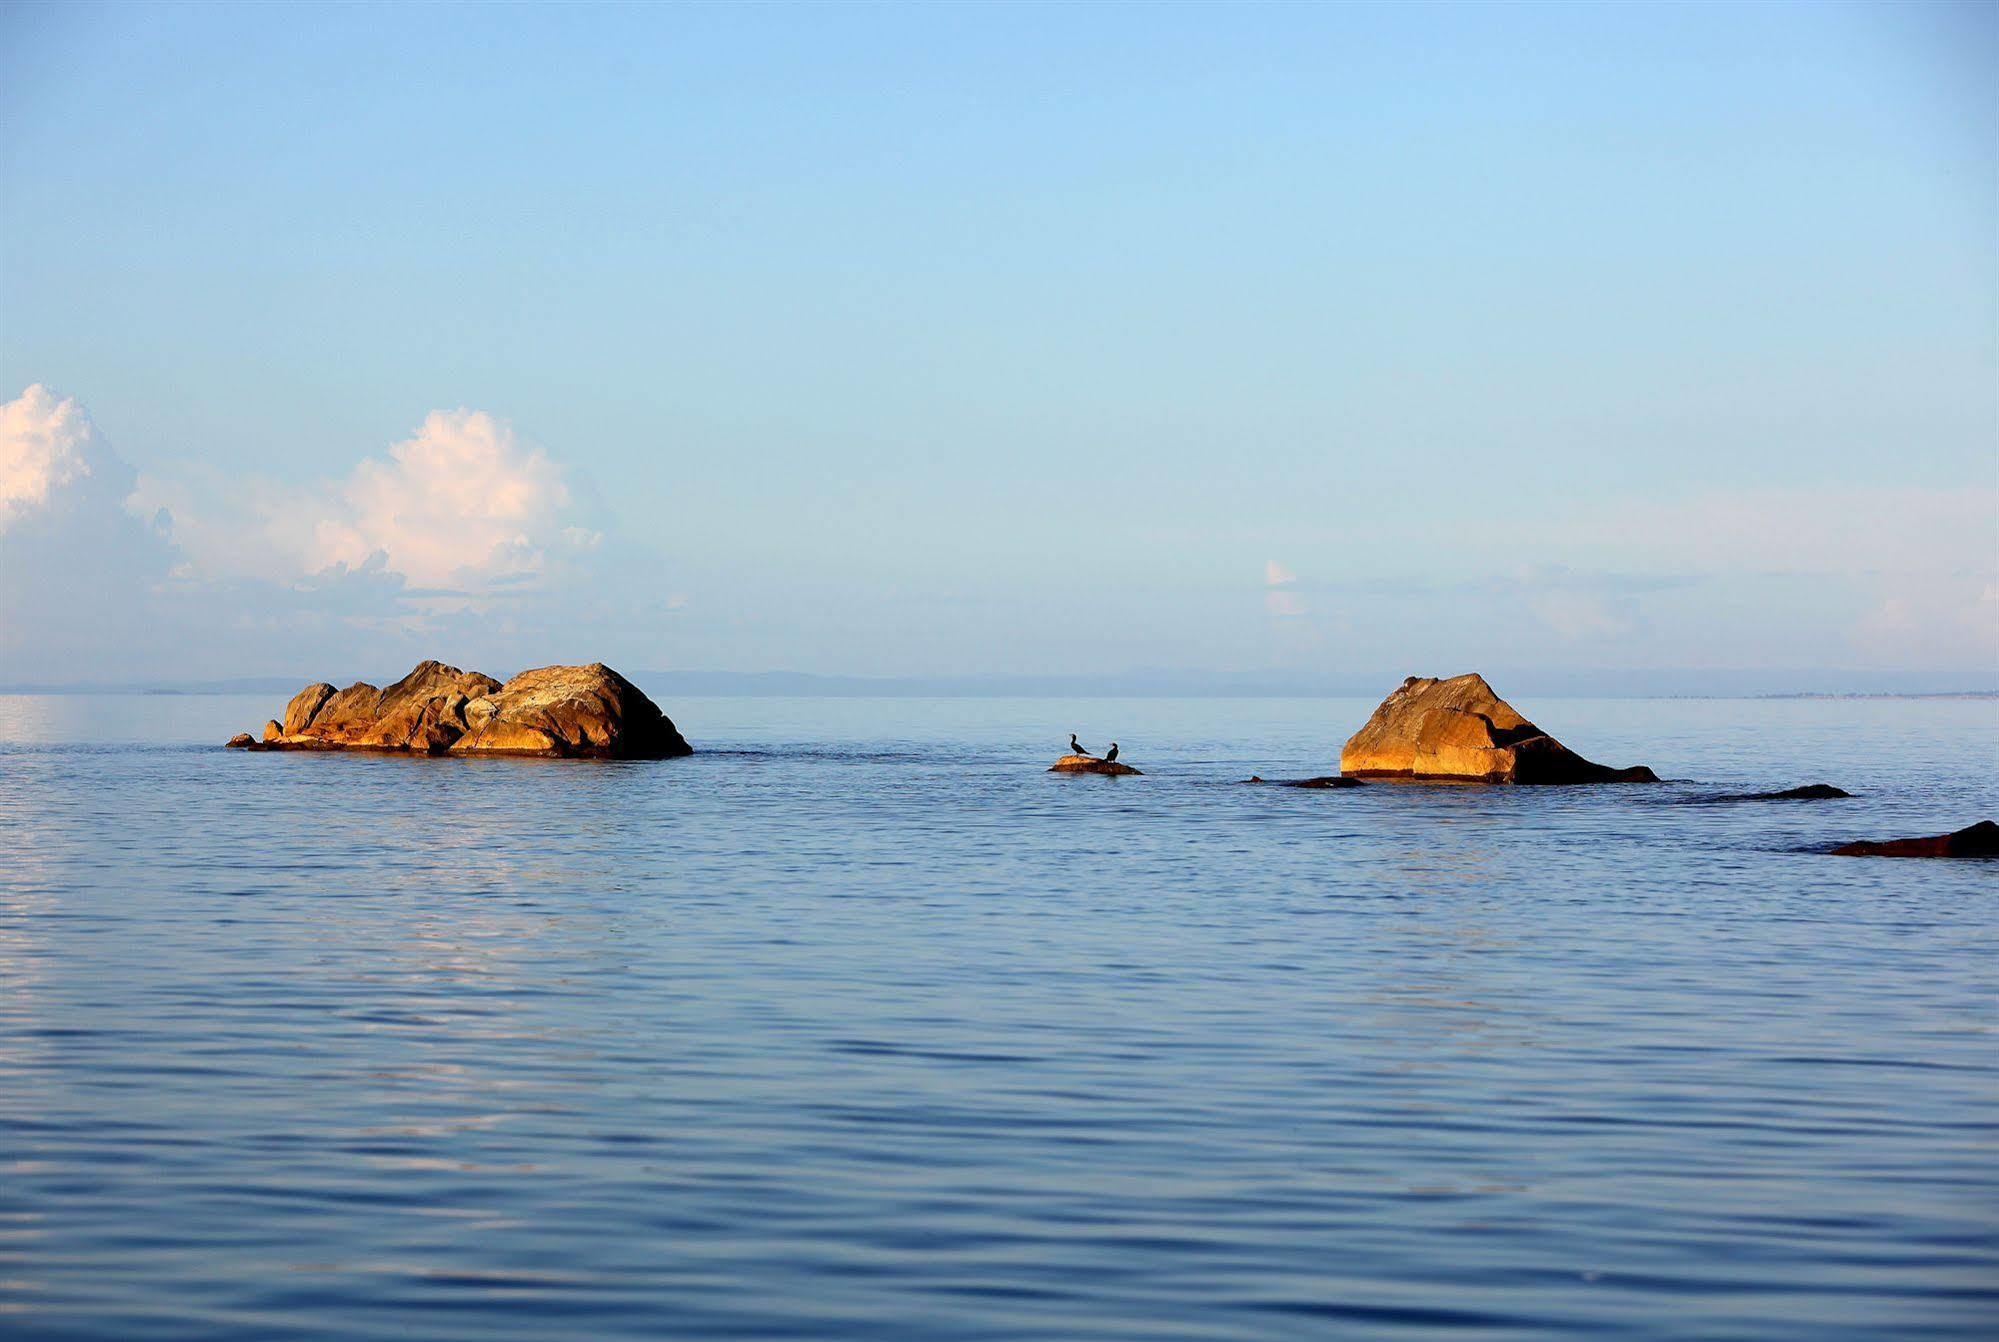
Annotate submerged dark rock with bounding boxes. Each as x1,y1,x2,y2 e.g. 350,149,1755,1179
1240,775,1365,789
1340,673,1657,784
1696,783,1853,802
1049,754,1141,776
1831,821,1999,859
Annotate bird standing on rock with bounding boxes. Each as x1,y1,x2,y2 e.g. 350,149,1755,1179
1070,733,1091,757
1105,743,1119,763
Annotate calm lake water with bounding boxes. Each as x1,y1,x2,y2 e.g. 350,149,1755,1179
2,692,1995,1341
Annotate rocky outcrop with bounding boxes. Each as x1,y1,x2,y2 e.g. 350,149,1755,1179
1340,674,1657,784
282,683,336,736
1049,754,1141,776
229,660,691,759
1831,821,1999,858
449,663,687,757
1241,775,1365,788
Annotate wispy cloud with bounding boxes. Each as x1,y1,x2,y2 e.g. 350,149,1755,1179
1264,590,1307,618
1524,588,1642,640
1574,487,1998,579
1263,560,1306,617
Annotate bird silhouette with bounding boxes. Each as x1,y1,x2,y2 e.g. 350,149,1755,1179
1105,743,1119,763
1069,733,1091,757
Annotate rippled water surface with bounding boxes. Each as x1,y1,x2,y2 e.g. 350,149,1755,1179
3,693,1996,1341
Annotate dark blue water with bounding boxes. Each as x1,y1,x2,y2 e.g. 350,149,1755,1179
3,693,1996,1341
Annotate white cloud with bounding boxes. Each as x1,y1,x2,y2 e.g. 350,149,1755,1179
306,409,574,588
1,386,179,681
2,384,116,529
3,387,682,683
152,407,594,594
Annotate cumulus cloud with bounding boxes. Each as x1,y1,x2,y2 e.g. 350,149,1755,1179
3,387,675,684
153,408,594,594
306,409,573,587
2,384,128,529
1,386,179,681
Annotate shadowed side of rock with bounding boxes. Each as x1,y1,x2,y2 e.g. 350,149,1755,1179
1339,673,1657,784
1831,821,1999,858
1049,754,1142,776
228,660,692,759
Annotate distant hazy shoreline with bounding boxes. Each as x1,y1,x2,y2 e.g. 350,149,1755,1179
3,673,1994,702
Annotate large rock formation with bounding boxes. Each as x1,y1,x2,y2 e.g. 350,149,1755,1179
1049,754,1142,776
1831,821,1999,858
227,660,691,759
1339,674,1657,784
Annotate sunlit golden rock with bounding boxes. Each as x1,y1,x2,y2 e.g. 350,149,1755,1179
281,682,336,736
450,663,685,757
1049,753,1141,776
1339,673,1656,784
230,660,691,759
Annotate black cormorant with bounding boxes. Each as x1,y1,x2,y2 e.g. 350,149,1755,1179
1105,743,1119,763
1070,733,1090,756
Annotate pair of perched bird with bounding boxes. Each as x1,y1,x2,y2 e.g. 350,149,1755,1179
1069,733,1119,763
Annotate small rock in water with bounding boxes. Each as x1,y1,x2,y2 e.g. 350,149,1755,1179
1048,754,1141,776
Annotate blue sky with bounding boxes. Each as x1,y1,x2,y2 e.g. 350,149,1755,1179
2,1,1993,686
